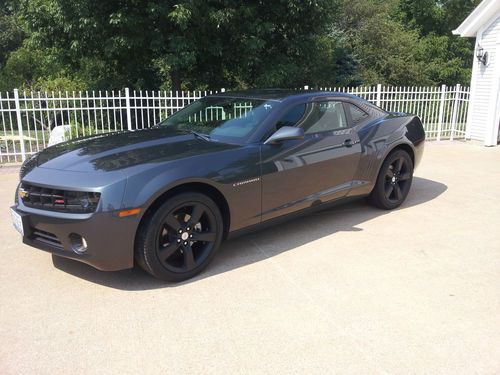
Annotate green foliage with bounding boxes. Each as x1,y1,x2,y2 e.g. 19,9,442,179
335,0,479,86
65,123,98,140
0,0,479,91
397,0,481,85
336,0,429,85
0,6,24,68
399,0,481,36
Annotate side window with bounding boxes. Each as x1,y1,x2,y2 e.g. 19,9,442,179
276,101,348,135
276,103,306,129
347,103,368,124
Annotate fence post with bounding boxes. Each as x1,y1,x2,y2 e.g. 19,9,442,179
376,83,382,107
125,87,132,131
450,83,461,141
437,84,446,141
13,89,26,162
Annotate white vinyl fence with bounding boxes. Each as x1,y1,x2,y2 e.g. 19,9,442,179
0,84,470,163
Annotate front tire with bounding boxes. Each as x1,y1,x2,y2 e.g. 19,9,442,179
370,149,414,210
135,192,223,282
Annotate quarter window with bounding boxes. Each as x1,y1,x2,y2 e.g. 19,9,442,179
347,104,369,123
277,101,348,134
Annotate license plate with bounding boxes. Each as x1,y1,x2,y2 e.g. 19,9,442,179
11,208,24,236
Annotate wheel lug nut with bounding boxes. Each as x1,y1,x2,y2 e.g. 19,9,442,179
189,234,193,238
183,242,188,245
177,239,181,243
178,229,182,233
186,227,190,231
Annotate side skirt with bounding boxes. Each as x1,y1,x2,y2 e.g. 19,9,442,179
226,194,369,240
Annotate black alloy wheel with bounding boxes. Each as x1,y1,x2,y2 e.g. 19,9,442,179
135,192,223,282
370,149,414,209
384,156,412,204
157,202,217,272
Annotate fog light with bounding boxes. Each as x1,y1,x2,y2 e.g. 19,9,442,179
69,233,88,254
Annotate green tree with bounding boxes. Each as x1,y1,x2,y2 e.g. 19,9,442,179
15,0,355,90
399,0,481,36
335,0,431,85
398,0,482,85
0,1,24,70
0,0,480,90
335,0,477,86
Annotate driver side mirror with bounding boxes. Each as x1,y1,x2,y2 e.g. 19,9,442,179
264,126,304,145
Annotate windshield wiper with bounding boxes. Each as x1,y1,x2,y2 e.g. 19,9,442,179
188,130,211,142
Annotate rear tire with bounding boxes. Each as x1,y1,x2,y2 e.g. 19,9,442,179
370,149,414,210
135,192,223,282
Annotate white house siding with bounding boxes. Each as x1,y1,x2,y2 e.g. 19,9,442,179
467,14,500,143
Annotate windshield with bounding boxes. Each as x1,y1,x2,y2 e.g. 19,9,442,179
159,97,275,143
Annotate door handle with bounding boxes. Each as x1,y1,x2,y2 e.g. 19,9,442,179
343,139,354,147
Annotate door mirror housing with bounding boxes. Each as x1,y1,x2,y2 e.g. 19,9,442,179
264,126,304,145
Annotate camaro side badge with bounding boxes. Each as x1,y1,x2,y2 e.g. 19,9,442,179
233,177,260,187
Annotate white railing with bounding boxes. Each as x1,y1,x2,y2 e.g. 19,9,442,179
0,85,470,163
318,84,470,141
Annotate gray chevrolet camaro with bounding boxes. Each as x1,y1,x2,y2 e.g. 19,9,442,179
11,90,425,282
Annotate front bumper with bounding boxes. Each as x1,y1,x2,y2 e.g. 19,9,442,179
12,204,140,271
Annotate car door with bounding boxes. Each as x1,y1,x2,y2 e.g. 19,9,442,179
260,99,362,221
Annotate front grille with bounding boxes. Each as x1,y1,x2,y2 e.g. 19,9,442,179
32,228,63,249
20,183,100,213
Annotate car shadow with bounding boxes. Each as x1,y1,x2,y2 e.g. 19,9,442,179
52,177,447,290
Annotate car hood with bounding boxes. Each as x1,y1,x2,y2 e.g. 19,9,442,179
36,127,240,173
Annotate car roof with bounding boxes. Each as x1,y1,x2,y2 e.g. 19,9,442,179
209,89,359,102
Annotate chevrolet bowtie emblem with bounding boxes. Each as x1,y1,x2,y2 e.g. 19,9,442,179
18,188,29,199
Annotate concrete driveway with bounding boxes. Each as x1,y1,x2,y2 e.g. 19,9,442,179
1,142,499,374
